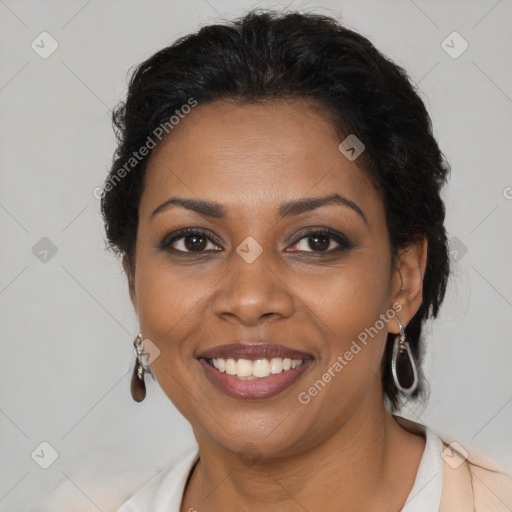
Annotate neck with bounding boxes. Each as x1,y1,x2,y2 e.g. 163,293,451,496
182,402,425,512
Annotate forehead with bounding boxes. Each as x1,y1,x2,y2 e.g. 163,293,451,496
141,99,382,221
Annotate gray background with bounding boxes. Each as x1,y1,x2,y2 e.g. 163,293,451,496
1,0,511,510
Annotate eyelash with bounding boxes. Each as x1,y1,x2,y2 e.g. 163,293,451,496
158,227,353,256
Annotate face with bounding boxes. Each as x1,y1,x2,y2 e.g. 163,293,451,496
127,99,410,457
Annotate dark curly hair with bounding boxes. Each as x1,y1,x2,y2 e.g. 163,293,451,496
101,9,450,412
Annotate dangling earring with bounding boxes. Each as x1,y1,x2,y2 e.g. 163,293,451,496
130,333,146,402
391,319,418,395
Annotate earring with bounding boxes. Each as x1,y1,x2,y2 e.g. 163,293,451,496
130,333,146,402
391,319,418,395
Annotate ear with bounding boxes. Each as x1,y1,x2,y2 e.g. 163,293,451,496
388,237,428,334
122,255,138,315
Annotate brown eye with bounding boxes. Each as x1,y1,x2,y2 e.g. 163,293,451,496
183,235,207,251
287,228,352,255
159,228,222,254
295,235,337,252
172,234,218,252
307,235,331,251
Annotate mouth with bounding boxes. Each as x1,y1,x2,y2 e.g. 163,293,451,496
197,343,314,400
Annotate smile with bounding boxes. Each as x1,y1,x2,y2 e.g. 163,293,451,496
209,357,305,379
197,343,314,400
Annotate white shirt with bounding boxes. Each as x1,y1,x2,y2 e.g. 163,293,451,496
115,422,444,512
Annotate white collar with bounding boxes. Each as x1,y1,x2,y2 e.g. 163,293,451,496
116,447,198,511
397,417,444,511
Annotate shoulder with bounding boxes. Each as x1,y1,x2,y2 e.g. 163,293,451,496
468,461,512,511
35,465,163,512
393,416,512,511
440,442,512,511
36,448,199,512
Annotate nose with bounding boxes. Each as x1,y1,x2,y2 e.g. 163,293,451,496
212,247,295,327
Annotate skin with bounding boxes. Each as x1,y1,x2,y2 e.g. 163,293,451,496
124,99,428,512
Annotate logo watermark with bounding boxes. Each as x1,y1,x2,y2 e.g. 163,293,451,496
442,441,468,469
338,134,365,161
441,31,469,59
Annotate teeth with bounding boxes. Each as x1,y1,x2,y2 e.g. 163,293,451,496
253,359,270,378
236,359,253,377
209,357,304,378
270,358,283,374
225,358,237,375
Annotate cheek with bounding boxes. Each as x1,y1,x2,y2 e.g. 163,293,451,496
134,249,212,333
132,254,210,416
299,251,391,331
133,250,225,401
302,253,392,379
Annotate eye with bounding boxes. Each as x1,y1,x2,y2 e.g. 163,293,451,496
288,228,351,254
159,228,222,253
159,227,352,256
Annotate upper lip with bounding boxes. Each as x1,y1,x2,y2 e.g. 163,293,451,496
197,342,314,361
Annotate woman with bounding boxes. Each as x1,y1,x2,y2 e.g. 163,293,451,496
39,9,512,512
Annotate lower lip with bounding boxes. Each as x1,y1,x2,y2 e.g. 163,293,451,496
199,358,313,400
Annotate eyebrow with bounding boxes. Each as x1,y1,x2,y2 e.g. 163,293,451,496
150,193,367,224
